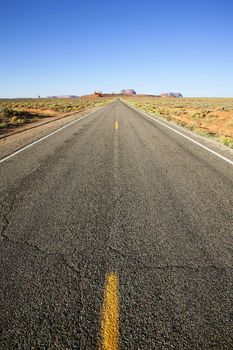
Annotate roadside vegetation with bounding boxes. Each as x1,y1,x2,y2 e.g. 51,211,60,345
0,97,112,135
124,96,233,149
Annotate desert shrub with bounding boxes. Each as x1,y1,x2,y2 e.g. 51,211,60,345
0,122,8,129
1,107,14,118
220,136,233,148
14,110,32,119
17,118,26,124
11,116,18,123
190,112,206,119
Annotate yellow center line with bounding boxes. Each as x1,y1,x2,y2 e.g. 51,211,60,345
115,121,119,130
115,105,119,129
100,272,119,350
115,120,119,130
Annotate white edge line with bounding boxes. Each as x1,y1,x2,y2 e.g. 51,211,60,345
123,101,233,167
0,105,106,164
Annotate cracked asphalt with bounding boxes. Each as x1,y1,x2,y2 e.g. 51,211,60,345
0,99,233,349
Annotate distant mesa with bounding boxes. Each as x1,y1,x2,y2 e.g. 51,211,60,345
84,89,137,98
81,90,183,99
46,95,79,99
94,89,137,96
41,91,184,99
160,92,183,98
121,89,137,95
94,91,103,97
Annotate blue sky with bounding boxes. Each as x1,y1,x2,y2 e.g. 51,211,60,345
0,0,233,97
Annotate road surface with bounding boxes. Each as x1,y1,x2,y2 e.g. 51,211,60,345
0,99,232,349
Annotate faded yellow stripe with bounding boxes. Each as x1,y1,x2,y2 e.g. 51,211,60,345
115,121,119,129
100,273,119,350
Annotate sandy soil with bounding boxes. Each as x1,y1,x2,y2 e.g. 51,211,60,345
22,108,59,116
164,109,233,138
124,97,233,146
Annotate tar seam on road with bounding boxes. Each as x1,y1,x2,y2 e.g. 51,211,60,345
124,102,233,166
100,273,119,350
0,105,107,164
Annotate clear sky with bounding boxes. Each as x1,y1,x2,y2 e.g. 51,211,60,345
1,0,233,98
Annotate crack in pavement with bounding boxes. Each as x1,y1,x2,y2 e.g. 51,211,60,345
0,193,19,241
0,181,125,350
105,224,232,272
2,182,230,275
1,228,80,275
0,189,81,276
107,245,232,271
78,192,125,275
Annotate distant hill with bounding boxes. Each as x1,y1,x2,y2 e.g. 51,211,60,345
121,89,137,95
81,91,183,99
161,92,183,98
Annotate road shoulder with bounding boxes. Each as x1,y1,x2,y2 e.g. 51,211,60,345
0,107,99,160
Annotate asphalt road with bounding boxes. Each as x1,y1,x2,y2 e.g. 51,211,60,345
0,99,232,349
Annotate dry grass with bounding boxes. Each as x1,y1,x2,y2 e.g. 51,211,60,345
123,96,233,148
0,97,112,134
